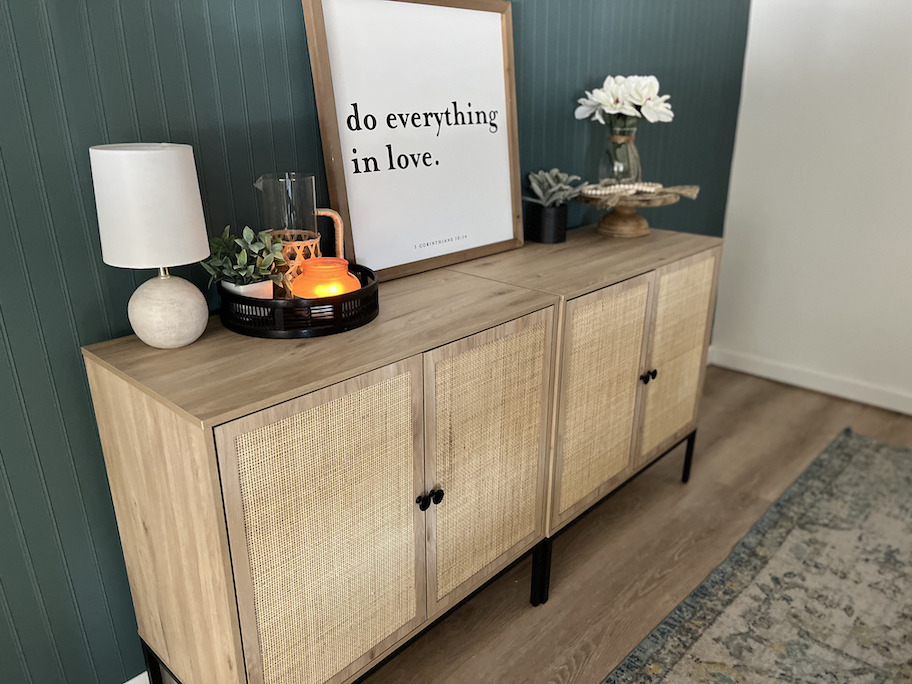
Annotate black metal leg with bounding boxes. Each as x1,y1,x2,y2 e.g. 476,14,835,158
142,639,165,684
530,537,553,606
682,429,697,483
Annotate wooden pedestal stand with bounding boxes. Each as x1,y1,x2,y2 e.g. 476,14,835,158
579,193,681,238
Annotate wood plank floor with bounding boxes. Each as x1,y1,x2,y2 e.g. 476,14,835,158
360,366,912,684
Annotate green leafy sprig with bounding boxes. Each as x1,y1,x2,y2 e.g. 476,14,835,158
200,226,285,287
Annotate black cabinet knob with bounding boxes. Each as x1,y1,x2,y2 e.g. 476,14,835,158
430,488,445,505
639,372,651,385
650,369,658,380
416,494,431,511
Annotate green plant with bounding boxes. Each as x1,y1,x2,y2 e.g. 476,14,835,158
524,168,587,207
201,226,286,287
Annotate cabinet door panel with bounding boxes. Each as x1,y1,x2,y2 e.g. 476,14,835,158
425,308,553,615
215,358,426,684
551,273,652,530
638,248,720,460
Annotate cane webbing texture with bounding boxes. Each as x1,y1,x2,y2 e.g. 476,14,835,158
558,280,649,513
234,372,417,684
640,252,716,456
433,321,546,600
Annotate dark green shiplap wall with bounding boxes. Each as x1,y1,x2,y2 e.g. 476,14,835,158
0,1,749,682
513,1,749,233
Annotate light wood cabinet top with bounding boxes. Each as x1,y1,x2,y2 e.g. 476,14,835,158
82,268,558,428
448,227,722,299
82,227,720,429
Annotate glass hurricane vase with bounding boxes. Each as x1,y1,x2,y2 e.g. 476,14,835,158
598,122,642,184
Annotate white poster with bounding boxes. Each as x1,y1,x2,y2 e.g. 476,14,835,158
315,0,521,275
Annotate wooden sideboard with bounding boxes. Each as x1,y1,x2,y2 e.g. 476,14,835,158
83,227,721,684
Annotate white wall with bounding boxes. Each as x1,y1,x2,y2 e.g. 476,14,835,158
710,0,912,415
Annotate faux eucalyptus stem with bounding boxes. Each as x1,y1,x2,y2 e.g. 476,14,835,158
201,226,286,287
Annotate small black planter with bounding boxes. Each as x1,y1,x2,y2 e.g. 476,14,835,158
525,203,568,244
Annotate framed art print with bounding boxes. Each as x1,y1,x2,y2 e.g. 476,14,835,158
302,0,523,280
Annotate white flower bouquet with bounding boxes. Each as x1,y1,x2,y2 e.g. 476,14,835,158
575,75,673,184
574,75,673,127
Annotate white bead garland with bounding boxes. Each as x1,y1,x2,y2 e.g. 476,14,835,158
581,182,663,198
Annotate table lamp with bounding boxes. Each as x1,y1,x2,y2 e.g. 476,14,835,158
89,143,211,348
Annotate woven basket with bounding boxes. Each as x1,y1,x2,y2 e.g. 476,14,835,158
269,228,322,296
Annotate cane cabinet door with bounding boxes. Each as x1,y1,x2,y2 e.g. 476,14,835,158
424,308,553,617
214,357,427,684
636,248,720,464
550,273,653,531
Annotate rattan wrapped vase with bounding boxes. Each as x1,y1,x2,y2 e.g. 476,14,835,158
270,228,322,295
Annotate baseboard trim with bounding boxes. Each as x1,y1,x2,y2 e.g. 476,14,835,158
708,346,912,416
125,672,150,684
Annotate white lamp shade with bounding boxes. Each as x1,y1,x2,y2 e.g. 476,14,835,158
89,143,210,269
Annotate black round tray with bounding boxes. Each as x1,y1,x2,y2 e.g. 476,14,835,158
218,264,379,338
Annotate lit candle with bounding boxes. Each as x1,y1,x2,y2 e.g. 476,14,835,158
291,257,362,299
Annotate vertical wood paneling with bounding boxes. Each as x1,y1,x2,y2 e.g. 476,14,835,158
0,310,85,683
0,1,747,682
1,0,135,676
178,0,237,234
0,576,34,684
0,436,67,684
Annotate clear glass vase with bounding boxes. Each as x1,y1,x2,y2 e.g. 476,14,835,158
598,123,642,184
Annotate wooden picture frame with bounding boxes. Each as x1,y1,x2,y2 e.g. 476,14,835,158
302,0,523,280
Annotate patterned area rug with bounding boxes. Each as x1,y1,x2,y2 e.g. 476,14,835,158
605,429,912,683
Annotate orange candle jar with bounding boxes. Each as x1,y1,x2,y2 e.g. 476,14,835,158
291,257,362,299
